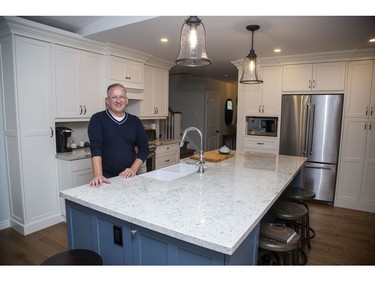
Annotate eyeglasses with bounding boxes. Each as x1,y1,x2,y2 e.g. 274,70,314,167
107,96,127,101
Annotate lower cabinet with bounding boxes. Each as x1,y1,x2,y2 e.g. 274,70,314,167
57,158,93,216
65,200,259,265
155,143,180,169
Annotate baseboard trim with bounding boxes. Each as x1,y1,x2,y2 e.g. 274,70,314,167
0,219,11,230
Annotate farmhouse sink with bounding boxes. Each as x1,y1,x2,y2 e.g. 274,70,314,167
140,163,197,182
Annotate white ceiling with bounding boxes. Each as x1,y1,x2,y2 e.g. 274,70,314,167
21,16,375,84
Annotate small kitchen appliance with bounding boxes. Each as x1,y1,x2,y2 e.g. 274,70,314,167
56,126,73,153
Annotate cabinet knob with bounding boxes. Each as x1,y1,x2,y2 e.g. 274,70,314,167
131,229,137,237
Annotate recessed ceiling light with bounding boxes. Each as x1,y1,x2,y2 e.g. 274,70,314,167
369,38,375,43
160,38,168,43
274,48,281,53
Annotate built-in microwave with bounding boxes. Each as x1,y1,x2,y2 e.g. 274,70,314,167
246,116,278,137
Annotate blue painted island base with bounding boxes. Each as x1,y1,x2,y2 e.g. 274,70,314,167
65,200,260,265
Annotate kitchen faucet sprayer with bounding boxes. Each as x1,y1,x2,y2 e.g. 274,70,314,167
180,127,205,173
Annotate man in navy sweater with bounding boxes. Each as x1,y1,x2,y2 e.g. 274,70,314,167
88,83,149,187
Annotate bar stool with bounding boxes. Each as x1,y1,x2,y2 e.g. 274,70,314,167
41,249,103,265
271,200,309,254
257,226,306,265
283,187,316,249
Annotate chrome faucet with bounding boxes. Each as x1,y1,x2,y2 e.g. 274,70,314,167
180,127,205,173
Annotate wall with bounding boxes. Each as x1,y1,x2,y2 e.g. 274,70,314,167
169,74,238,151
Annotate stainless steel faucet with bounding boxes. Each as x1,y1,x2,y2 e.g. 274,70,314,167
180,127,205,173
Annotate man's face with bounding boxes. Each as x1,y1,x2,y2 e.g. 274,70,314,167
106,86,128,115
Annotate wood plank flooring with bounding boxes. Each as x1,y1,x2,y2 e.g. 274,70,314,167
0,202,374,265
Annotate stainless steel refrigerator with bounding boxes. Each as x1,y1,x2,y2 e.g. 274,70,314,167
279,94,344,203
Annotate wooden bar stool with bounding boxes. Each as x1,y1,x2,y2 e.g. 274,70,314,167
41,249,103,265
271,200,309,254
283,187,316,249
257,225,306,265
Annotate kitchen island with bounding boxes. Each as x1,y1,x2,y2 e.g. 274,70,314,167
60,151,306,265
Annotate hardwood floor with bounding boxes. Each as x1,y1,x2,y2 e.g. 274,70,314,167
0,202,374,265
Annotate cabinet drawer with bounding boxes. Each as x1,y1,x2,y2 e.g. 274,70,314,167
71,158,93,172
155,143,179,154
156,153,179,169
243,137,279,151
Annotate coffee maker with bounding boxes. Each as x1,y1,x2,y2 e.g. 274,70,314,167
56,127,73,152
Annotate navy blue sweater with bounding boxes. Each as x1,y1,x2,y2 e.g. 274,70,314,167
88,110,149,178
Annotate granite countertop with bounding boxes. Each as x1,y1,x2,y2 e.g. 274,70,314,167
60,151,306,255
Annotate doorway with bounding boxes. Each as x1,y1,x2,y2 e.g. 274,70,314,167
205,92,220,151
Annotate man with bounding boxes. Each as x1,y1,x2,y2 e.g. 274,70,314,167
88,83,149,187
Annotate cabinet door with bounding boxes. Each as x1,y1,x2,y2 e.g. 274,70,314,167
108,56,144,90
54,45,81,118
153,67,168,117
244,83,263,115
262,66,282,116
139,65,155,116
282,64,312,91
336,118,367,202
361,119,375,206
15,36,59,224
312,62,346,91
81,51,104,117
345,60,374,118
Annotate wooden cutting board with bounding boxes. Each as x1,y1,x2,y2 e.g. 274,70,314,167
190,150,234,162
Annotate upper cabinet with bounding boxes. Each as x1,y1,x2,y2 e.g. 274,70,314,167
345,60,375,118
54,45,105,120
244,65,282,116
108,55,144,90
282,62,346,92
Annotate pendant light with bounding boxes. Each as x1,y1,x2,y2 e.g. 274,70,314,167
240,25,263,84
176,16,212,67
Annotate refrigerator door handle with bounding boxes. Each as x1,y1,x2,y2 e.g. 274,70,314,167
308,103,316,155
303,103,311,155
305,163,334,170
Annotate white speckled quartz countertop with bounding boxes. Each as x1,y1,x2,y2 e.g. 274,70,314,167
60,151,306,255
56,147,91,161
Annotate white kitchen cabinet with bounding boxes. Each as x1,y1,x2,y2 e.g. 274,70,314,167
282,62,346,92
0,35,61,234
243,136,279,153
155,143,180,169
244,65,282,116
108,55,144,90
57,158,93,216
54,44,104,120
345,60,375,118
335,60,375,213
140,65,168,118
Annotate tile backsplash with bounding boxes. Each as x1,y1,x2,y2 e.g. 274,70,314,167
56,122,89,147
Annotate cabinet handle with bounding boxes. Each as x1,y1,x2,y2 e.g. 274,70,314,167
131,229,137,237
80,105,83,115
262,105,264,113
156,107,158,114
365,106,368,116
364,122,367,130
257,142,264,145
258,105,261,113
125,76,131,80
50,127,54,138
83,105,87,115
165,159,170,162
370,106,373,116
370,121,372,130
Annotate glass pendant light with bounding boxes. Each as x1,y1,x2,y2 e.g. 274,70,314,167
240,25,263,84
176,16,212,67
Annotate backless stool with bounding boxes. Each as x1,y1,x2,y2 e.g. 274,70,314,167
41,249,103,265
283,187,316,250
270,200,309,263
258,225,304,265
